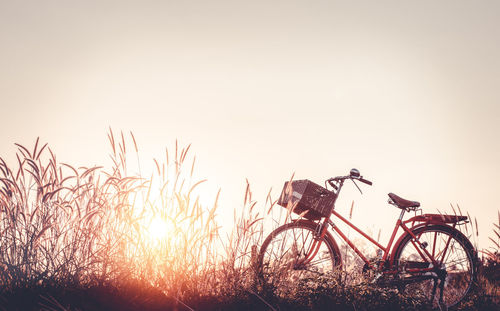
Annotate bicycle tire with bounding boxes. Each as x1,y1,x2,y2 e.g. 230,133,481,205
392,224,477,309
258,220,341,296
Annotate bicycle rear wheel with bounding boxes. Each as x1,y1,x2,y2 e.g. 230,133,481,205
392,225,476,309
258,220,341,296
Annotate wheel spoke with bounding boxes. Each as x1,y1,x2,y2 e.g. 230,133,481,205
308,256,333,267
393,226,475,308
259,221,339,297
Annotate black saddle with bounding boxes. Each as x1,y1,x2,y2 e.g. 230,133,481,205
388,193,420,209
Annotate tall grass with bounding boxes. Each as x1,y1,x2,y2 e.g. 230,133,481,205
0,132,273,309
0,138,111,288
0,133,498,310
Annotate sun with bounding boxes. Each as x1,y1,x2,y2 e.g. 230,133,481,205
147,217,169,240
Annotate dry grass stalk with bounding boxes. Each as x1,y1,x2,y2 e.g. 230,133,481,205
0,133,497,311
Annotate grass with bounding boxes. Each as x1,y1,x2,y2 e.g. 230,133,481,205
0,132,498,310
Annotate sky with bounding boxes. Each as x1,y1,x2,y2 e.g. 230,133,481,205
1,1,499,249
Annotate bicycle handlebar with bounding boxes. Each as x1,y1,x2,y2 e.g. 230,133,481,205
327,179,339,190
359,177,372,186
327,169,373,190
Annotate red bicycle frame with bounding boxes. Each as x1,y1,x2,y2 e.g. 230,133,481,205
300,208,467,273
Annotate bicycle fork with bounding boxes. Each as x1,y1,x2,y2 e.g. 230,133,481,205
296,221,329,267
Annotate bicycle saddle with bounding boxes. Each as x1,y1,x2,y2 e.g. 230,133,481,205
388,193,420,209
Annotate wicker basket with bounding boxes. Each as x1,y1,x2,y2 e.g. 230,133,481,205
277,179,336,220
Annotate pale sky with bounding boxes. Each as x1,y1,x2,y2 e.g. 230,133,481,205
1,1,499,249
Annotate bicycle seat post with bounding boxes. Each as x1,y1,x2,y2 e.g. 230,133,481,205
398,209,406,221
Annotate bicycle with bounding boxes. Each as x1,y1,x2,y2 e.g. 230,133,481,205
258,169,477,309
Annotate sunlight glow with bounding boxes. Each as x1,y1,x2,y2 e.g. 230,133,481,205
147,217,169,241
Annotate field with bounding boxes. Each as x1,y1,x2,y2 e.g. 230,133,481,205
0,133,498,311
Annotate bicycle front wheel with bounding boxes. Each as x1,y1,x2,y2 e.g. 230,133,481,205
258,220,341,296
392,225,476,309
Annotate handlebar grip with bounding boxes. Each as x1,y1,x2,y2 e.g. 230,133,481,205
359,178,372,186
